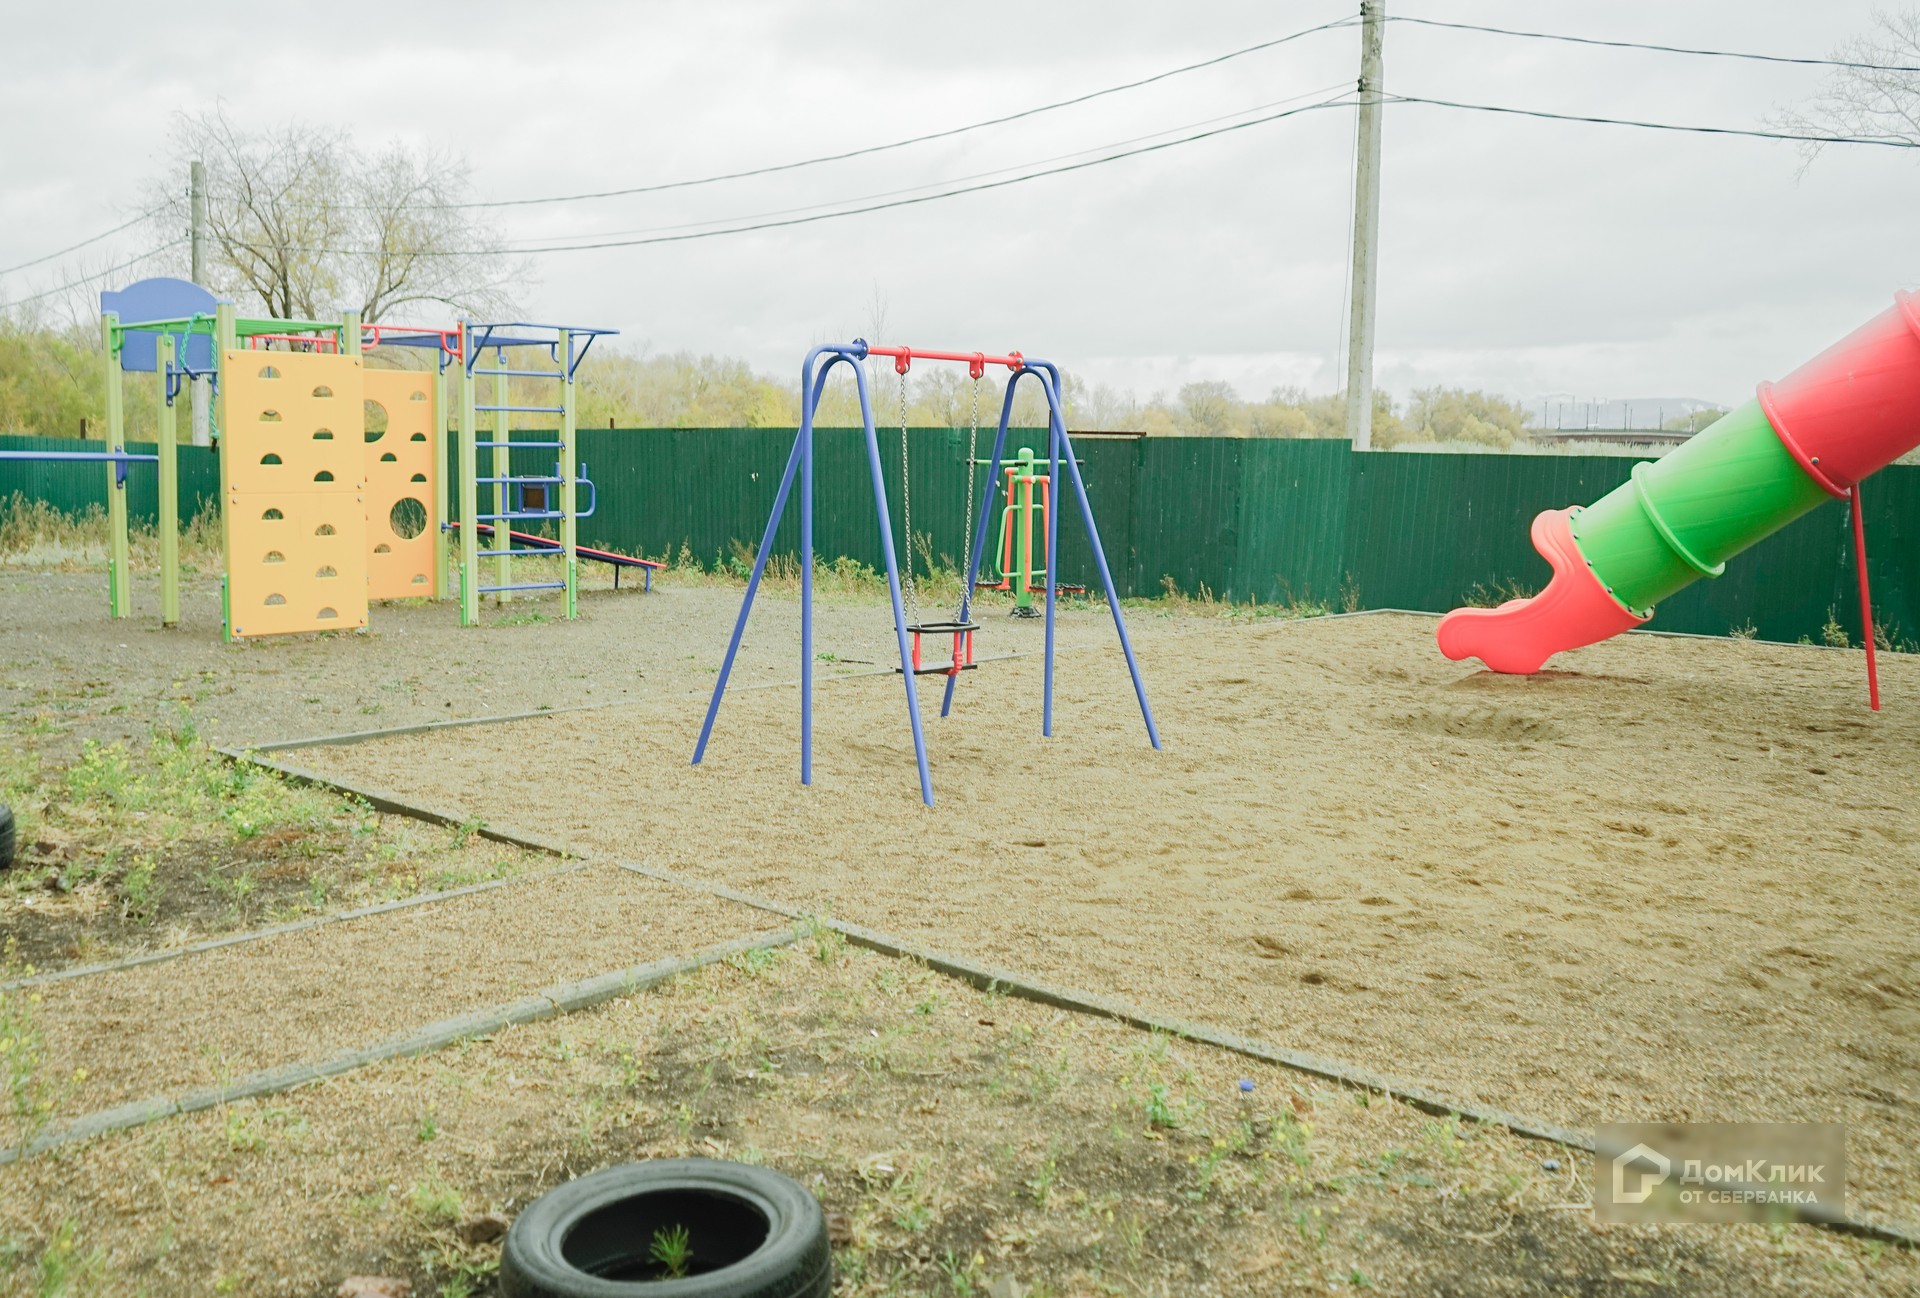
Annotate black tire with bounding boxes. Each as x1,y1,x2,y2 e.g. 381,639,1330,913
0,804,13,872
500,1159,831,1298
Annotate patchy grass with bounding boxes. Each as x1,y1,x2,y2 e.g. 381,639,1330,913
0,704,548,971
0,941,1903,1296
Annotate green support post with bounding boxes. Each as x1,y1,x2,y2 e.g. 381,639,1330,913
100,312,131,619
561,329,578,619
215,303,237,641
341,311,362,360
458,324,479,627
494,348,511,604
433,360,451,601
156,335,180,628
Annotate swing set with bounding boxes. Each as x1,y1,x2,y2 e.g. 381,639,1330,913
692,341,1160,806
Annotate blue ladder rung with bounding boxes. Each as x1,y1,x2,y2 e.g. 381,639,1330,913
476,440,564,449
476,511,563,521
479,581,568,593
474,404,564,413
476,475,563,484
482,368,566,379
477,546,563,558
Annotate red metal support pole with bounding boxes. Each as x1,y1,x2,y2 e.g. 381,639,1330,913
1851,484,1880,711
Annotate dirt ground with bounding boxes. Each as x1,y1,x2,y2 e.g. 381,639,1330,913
4,941,1908,1298
3,566,1918,1294
274,586,1920,1233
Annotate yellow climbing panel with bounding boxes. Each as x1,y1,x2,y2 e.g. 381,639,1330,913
362,369,438,600
221,351,369,638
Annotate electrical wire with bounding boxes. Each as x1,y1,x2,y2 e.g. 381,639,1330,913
417,15,1360,210
1387,93,1920,148
2,240,188,309
280,95,1356,257
0,207,167,278
1388,14,1920,74
509,81,1355,249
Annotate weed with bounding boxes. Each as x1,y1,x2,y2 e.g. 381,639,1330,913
1025,1147,1061,1208
405,1176,465,1227
796,914,845,964
1729,619,1758,641
649,1224,693,1279
1822,607,1852,648
415,1111,439,1143
728,946,783,978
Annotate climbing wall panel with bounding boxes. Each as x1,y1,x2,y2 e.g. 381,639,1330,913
363,368,438,600
221,350,368,637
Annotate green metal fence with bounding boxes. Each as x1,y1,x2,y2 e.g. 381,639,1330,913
6,429,1915,647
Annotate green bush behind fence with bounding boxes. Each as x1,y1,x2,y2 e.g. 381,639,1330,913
5,429,1913,647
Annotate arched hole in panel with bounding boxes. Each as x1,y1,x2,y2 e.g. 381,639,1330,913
265,593,287,606
262,508,284,520
260,410,283,422
409,432,427,442
257,365,281,379
373,543,392,554
312,385,334,398
316,565,338,579
317,607,339,620
264,551,286,564
408,391,428,402
411,574,429,585
315,523,336,536
389,497,429,541
260,453,282,465
313,429,334,440
380,452,397,463
364,399,389,443
409,472,427,483
314,470,335,482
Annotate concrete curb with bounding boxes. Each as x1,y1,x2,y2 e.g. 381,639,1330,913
0,927,795,1166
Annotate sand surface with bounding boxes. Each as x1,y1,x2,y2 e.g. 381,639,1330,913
294,603,1920,1229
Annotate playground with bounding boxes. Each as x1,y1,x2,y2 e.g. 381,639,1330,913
2,546,1917,1293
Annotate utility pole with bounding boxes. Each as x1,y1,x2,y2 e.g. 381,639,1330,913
1344,0,1386,450
189,159,210,448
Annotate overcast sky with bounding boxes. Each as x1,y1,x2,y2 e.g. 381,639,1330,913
2,1,1914,410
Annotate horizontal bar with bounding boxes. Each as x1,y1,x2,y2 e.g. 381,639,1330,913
474,404,565,414
0,451,159,464
475,440,564,449
481,368,567,379
478,581,567,593
862,343,1025,372
476,511,565,521
476,475,562,485
477,548,570,559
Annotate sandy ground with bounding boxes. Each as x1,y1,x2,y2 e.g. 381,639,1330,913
14,865,770,1138
283,597,1920,1231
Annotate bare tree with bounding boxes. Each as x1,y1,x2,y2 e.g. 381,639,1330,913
141,107,525,323
1776,10,1920,165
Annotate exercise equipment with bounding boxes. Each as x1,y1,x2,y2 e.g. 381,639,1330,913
693,341,1160,807
1438,292,1920,709
978,445,1086,618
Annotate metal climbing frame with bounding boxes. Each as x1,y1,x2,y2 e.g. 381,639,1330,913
454,321,616,626
692,341,1161,807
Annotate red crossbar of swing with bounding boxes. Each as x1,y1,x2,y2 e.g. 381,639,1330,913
863,344,1024,378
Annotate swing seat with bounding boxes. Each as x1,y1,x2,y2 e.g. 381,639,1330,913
897,620,979,677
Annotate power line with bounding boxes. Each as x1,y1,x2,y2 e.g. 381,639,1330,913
2,240,188,310
1388,94,1920,148
1389,15,1920,74
281,95,1355,257
508,82,1355,249
0,207,166,278
420,15,1359,211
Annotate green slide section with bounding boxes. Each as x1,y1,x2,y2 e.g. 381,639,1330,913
1569,398,1832,615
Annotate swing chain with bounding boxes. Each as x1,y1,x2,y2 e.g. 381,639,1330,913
958,375,979,617
898,367,917,617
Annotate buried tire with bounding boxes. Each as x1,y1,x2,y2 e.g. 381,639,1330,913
0,804,13,872
500,1159,831,1298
